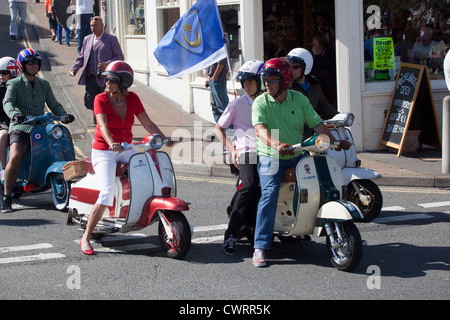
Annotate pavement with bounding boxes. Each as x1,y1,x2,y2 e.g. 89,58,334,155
12,1,450,188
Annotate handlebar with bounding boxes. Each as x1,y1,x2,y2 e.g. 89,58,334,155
280,134,344,154
283,140,341,152
21,112,70,124
110,135,182,152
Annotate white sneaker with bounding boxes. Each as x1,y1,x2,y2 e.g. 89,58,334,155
252,249,266,267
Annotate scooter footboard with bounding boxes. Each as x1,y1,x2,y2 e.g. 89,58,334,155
314,200,363,236
137,196,189,228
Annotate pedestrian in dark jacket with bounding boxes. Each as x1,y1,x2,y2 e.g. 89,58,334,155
52,0,73,46
286,48,338,139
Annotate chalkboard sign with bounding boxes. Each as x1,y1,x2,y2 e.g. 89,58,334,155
379,63,441,157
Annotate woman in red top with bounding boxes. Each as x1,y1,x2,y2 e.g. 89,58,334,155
80,61,167,255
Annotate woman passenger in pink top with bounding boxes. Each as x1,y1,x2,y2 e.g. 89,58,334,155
80,61,168,255
215,60,265,256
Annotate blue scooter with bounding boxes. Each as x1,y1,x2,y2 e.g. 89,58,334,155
1,112,75,211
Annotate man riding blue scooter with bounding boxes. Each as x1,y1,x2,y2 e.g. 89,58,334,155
2,48,74,213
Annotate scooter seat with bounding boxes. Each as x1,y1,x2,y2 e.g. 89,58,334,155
282,167,297,182
83,157,129,177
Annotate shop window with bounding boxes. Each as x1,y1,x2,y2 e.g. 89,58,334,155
218,4,241,78
156,2,180,41
125,0,146,35
363,0,450,83
262,0,336,107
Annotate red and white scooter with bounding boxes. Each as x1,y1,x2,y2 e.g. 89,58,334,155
67,135,191,259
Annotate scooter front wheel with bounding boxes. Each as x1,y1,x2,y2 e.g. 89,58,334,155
49,173,71,212
325,221,362,272
158,211,191,260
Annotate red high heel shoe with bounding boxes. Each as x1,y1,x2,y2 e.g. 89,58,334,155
80,240,95,255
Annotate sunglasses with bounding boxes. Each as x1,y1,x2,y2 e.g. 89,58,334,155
25,60,39,65
0,71,10,75
106,77,120,84
264,78,280,84
292,66,302,70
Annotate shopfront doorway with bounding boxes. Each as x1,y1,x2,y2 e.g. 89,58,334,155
262,0,337,107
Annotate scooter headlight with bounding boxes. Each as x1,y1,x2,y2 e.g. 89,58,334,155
344,113,355,127
50,126,63,140
315,134,331,152
150,135,164,150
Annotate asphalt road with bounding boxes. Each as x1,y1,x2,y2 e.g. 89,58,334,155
0,176,449,303
0,0,448,308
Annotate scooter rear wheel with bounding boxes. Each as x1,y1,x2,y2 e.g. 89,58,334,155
347,179,383,222
158,211,191,260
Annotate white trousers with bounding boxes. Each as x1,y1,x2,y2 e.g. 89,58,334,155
91,148,136,206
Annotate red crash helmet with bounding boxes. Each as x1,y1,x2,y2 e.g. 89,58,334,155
102,61,134,90
260,58,294,90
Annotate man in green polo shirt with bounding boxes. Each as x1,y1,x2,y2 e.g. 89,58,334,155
251,58,349,267
2,48,73,213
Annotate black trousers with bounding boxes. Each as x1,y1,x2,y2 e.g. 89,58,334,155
84,75,105,110
225,152,259,239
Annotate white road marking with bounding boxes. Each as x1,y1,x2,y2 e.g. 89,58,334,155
193,224,228,232
417,201,450,209
0,243,53,254
0,253,65,265
0,243,65,265
382,206,406,211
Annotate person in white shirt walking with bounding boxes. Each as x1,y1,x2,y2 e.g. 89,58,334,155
71,0,94,53
8,0,27,41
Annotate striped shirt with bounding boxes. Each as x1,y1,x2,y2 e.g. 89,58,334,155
3,74,67,133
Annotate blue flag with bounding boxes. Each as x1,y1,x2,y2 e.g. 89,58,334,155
153,0,228,79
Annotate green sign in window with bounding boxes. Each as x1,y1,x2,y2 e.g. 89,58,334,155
373,37,394,70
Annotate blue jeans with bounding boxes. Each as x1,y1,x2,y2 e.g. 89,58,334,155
77,13,93,53
254,154,304,250
209,80,229,124
57,24,70,44
9,1,27,38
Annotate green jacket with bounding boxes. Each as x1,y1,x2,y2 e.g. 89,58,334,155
3,74,67,133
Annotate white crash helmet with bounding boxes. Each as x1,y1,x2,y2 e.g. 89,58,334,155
285,48,313,76
235,60,264,94
0,56,19,78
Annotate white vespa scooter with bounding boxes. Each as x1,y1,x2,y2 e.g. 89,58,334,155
67,135,191,260
324,113,383,222
275,134,364,272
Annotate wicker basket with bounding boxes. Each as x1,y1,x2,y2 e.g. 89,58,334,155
62,160,88,181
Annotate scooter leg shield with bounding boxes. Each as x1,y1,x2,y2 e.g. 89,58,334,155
314,200,363,236
137,196,189,228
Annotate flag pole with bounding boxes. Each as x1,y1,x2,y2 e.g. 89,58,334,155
226,54,237,99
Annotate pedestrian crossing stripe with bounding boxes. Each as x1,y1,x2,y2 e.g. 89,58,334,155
0,253,66,264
